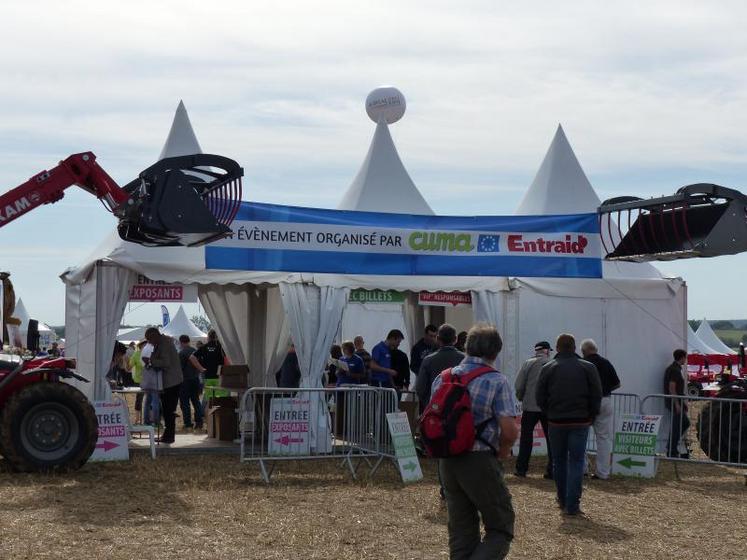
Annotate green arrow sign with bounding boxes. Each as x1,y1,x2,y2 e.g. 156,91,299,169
617,457,647,469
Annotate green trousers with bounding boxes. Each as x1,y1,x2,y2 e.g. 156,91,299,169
439,452,514,560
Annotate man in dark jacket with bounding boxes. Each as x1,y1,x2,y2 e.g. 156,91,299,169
580,339,621,480
664,349,689,458
410,324,438,378
415,323,465,412
536,334,602,517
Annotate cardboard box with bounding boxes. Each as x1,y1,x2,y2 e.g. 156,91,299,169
207,396,237,409
218,364,250,390
213,407,238,441
205,406,219,438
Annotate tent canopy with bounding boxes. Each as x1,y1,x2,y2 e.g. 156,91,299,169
687,323,721,355
695,319,736,355
161,305,207,340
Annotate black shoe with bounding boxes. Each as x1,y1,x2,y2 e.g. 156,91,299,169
156,435,175,444
543,472,553,480
183,423,194,429
514,471,527,478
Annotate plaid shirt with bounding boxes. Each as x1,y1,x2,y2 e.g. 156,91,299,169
431,356,519,452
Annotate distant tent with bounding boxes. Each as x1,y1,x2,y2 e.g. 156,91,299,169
687,324,721,355
695,319,737,355
161,305,207,341
116,326,148,343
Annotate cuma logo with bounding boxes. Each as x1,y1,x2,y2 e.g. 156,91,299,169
409,232,474,252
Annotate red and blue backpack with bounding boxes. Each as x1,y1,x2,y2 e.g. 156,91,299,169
419,366,496,458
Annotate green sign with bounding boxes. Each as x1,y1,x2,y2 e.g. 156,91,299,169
349,289,405,304
611,414,662,478
386,412,423,483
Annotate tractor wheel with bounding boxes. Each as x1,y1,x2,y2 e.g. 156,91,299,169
0,382,98,473
687,383,702,397
697,388,747,465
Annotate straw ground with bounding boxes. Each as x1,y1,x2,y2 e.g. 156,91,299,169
0,454,744,559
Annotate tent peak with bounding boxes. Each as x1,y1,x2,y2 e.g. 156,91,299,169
337,112,433,215
158,100,203,160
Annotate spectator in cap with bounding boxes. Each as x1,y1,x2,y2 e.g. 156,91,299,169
514,341,554,479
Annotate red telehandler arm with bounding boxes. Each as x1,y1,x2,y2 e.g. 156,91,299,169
0,151,243,247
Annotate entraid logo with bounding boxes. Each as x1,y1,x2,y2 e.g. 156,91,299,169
407,231,590,255
507,234,589,254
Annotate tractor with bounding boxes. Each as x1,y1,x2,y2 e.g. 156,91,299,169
0,151,243,471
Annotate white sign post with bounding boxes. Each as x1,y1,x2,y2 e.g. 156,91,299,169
611,413,662,478
268,398,311,456
90,401,129,462
386,412,423,483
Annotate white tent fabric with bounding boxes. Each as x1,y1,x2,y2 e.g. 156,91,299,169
158,100,203,160
116,326,148,343
161,305,206,340
696,319,737,355
687,324,721,355
279,283,347,452
502,127,685,395
338,119,433,214
516,125,660,280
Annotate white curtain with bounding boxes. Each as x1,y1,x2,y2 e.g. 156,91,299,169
279,283,348,452
264,286,290,386
94,263,138,400
471,290,503,326
403,292,424,350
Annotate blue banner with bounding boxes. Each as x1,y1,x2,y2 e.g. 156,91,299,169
205,202,602,278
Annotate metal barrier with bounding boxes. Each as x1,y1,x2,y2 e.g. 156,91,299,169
240,386,399,482
586,392,642,453
641,394,746,467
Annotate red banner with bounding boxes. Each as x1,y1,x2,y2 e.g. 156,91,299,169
418,291,472,307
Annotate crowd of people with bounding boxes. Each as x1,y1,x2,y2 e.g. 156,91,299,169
107,329,229,444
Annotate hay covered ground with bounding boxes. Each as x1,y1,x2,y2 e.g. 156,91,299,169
0,455,744,560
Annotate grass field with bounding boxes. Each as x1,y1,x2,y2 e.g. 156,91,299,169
713,329,746,350
0,454,744,559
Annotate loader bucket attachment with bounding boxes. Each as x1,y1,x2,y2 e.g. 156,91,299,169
598,184,747,262
116,154,243,247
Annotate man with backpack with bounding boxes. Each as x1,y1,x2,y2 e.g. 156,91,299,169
423,323,519,560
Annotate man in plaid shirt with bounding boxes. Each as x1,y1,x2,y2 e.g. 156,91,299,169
431,324,519,560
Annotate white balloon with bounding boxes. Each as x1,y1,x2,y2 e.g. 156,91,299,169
366,86,406,124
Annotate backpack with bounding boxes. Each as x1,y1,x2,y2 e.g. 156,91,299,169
419,366,496,458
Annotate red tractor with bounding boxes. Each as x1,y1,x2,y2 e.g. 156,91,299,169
0,151,243,471
0,352,97,472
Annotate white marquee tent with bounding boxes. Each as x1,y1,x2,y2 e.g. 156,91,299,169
62,100,686,413
162,305,207,341
687,323,721,355
696,319,736,355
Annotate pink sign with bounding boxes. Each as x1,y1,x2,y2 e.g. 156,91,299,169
418,291,472,307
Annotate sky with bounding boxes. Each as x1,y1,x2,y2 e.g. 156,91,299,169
1,0,746,326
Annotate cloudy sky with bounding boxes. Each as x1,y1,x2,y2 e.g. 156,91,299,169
1,1,746,326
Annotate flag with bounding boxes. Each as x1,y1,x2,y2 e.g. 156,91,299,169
477,234,500,253
161,305,170,327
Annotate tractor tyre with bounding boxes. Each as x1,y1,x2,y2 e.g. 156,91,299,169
0,382,98,473
687,383,702,397
697,388,747,465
